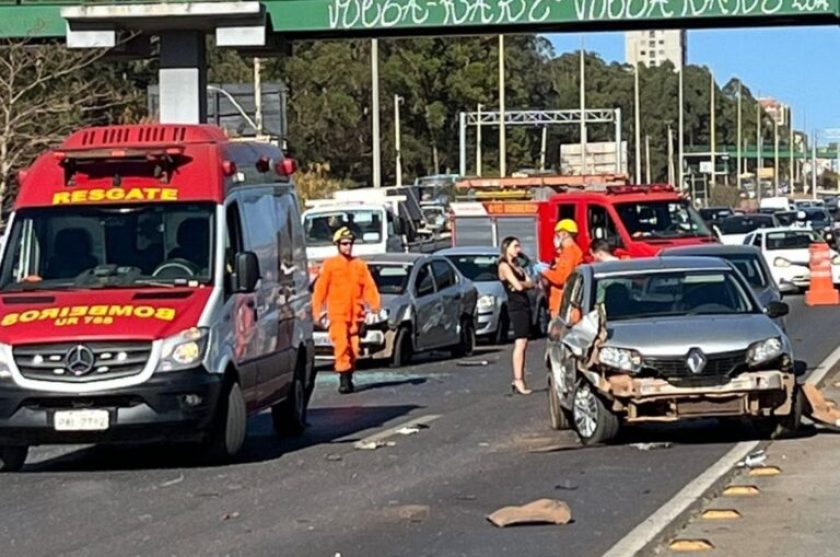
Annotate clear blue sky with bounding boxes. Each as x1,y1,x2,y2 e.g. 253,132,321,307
549,27,839,135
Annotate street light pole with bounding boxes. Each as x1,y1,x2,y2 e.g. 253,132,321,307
633,45,641,184
668,124,675,185
476,103,483,176
788,107,795,189
645,134,651,183
756,102,762,202
736,81,742,191
394,94,402,187
540,126,548,171
580,37,587,174
774,118,780,196
498,34,506,177
812,130,818,199
371,39,381,188
710,71,716,189
678,66,684,191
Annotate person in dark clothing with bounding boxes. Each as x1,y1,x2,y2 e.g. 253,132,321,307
497,236,536,395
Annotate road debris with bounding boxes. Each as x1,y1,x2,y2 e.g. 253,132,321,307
397,426,421,435
354,440,396,451
222,511,240,521
159,474,184,487
487,499,572,528
392,504,431,523
457,359,490,367
630,442,672,451
325,453,343,461
802,383,840,428
736,449,767,468
554,480,579,491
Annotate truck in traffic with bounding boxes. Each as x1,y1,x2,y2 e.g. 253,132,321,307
449,176,717,262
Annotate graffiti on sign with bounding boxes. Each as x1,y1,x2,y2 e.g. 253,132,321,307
326,0,832,29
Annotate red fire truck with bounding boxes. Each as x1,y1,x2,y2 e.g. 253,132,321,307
449,176,717,262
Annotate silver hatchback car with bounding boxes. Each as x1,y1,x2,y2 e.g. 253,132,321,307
546,257,800,445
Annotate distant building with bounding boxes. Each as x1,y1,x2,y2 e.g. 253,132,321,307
624,30,686,70
758,98,790,127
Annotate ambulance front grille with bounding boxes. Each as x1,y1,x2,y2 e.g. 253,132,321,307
13,342,152,383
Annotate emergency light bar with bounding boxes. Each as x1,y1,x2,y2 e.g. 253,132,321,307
53,145,188,187
606,184,675,195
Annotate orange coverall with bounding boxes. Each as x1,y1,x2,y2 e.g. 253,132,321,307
542,242,584,317
312,255,381,373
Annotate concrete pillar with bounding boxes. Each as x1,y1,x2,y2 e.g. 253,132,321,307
159,31,207,124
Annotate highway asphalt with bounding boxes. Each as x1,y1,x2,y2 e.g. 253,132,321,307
1,295,838,557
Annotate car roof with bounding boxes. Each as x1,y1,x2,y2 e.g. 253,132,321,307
436,246,500,256
660,244,762,256
361,253,428,265
750,227,814,236
589,256,733,278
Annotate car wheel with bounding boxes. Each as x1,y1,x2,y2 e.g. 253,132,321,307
533,302,549,338
451,318,476,358
755,385,804,440
547,374,570,430
493,309,510,345
572,381,619,445
272,359,308,437
390,326,413,368
204,380,247,461
0,446,28,472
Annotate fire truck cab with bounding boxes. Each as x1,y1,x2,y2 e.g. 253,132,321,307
0,125,314,470
450,177,716,262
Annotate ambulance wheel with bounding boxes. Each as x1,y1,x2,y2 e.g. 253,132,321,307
204,381,247,461
390,326,413,368
273,357,308,437
0,446,28,472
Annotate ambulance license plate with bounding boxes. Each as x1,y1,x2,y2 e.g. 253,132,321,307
54,410,110,431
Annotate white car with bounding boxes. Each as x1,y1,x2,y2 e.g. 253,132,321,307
743,227,840,292
715,214,778,246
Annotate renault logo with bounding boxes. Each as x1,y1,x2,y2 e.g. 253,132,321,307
65,345,95,376
686,348,707,375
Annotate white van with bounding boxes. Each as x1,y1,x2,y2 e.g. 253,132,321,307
760,196,794,212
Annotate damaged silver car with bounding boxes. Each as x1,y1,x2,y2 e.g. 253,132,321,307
545,257,801,445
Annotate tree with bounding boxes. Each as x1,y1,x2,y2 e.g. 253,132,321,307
0,38,145,220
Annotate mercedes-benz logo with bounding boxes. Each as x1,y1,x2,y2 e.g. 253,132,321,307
65,345,95,376
686,348,707,375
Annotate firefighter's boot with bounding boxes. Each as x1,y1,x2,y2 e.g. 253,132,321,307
338,372,355,394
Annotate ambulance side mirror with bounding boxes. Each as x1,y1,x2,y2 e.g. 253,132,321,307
234,252,260,293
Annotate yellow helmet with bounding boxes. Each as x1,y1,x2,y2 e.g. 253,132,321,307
554,219,578,234
333,227,355,243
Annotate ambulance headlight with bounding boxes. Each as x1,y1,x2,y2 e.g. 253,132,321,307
157,328,210,372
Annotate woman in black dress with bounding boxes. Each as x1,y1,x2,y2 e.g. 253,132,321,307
498,236,535,395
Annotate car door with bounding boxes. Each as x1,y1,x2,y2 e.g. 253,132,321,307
551,272,586,401
413,262,443,350
431,259,460,344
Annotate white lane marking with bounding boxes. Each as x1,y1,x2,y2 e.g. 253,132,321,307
600,340,840,557
352,414,441,450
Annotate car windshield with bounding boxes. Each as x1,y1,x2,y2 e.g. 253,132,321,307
700,208,732,221
775,212,798,226
805,209,831,226
445,254,498,281
369,263,412,295
0,203,214,291
720,216,776,234
721,254,768,288
615,200,711,239
595,270,754,320
304,209,384,246
765,230,823,250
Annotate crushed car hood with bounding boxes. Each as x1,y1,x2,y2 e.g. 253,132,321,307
606,314,785,356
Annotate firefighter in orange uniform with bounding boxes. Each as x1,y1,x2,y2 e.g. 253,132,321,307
541,219,584,318
312,227,381,394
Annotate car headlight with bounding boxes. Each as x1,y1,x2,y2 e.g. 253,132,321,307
477,294,496,312
774,257,792,268
157,327,210,372
598,346,643,373
747,337,783,366
364,308,389,325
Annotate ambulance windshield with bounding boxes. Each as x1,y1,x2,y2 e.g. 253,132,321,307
0,203,215,291
303,209,386,247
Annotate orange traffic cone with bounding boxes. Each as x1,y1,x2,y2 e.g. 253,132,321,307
805,243,840,306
